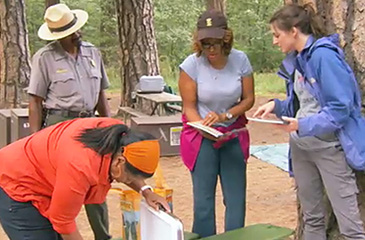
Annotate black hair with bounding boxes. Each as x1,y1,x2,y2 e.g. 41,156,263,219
74,124,156,178
270,3,327,39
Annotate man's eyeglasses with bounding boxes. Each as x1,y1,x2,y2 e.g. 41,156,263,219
201,41,223,49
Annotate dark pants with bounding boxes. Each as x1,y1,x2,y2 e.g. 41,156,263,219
191,138,247,238
85,203,110,240
45,114,111,240
0,187,62,240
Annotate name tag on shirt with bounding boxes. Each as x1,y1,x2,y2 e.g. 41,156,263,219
56,69,68,73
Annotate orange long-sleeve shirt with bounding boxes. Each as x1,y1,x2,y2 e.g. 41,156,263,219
0,117,123,234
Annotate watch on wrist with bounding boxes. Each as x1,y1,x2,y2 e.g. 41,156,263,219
139,185,153,195
225,112,233,120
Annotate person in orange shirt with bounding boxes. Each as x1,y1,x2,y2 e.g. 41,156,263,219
0,117,169,240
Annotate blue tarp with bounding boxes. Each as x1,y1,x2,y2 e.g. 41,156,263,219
250,143,289,172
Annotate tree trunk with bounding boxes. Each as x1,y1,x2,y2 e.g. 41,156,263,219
45,0,59,9
205,0,226,14
292,0,365,239
115,0,160,107
0,0,31,108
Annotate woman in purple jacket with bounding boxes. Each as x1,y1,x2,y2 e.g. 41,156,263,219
254,4,365,240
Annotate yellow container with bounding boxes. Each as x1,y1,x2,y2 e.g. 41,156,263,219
119,190,141,240
113,188,173,240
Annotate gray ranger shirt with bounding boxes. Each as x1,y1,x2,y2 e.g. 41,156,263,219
28,41,110,112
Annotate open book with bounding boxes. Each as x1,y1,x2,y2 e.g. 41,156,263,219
187,121,248,139
187,121,224,138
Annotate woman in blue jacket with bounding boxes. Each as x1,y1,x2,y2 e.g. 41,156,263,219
254,4,365,240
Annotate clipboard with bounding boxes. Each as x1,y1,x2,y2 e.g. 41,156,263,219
140,200,184,240
247,117,289,125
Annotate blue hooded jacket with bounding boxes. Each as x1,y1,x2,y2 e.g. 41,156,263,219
273,34,365,171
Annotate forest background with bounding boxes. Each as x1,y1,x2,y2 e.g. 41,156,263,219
25,0,286,95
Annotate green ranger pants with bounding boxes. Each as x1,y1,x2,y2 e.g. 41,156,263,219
45,114,111,240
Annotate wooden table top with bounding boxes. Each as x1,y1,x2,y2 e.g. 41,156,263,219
136,92,182,104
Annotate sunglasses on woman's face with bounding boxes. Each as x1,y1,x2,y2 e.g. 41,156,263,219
201,41,223,49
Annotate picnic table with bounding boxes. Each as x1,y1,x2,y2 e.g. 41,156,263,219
136,92,182,116
118,92,182,121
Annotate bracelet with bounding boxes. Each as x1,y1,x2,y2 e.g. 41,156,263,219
139,185,153,195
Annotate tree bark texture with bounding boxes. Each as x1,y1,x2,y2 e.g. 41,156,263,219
45,0,59,9
0,0,31,108
115,0,160,107
205,0,226,14
324,0,365,107
289,0,365,239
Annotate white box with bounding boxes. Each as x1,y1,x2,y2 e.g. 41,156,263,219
139,75,165,93
140,201,184,240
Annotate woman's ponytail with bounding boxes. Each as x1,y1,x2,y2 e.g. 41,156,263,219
270,3,327,38
75,124,129,156
303,3,327,38
75,123,156,157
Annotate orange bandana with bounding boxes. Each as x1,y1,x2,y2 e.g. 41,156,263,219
122,140,160,174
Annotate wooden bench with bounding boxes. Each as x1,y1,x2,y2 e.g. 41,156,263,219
166,104,182,113
184,232,200,240
117,106,148,122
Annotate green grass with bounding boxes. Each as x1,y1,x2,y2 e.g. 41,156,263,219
105,66,286,97
254,72,286,96
161,70,286,96
164,73,179,93
106,66,122,93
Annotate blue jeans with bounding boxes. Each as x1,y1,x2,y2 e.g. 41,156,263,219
0,187,62,240
191,138,247,237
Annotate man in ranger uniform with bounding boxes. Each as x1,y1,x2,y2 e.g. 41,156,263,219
28,3,112,240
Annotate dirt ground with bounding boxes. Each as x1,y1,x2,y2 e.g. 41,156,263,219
0,93,297,239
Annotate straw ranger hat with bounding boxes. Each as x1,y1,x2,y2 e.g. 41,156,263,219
38,4,88,41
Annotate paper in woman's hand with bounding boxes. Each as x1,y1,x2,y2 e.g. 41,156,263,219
247,117,289,125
